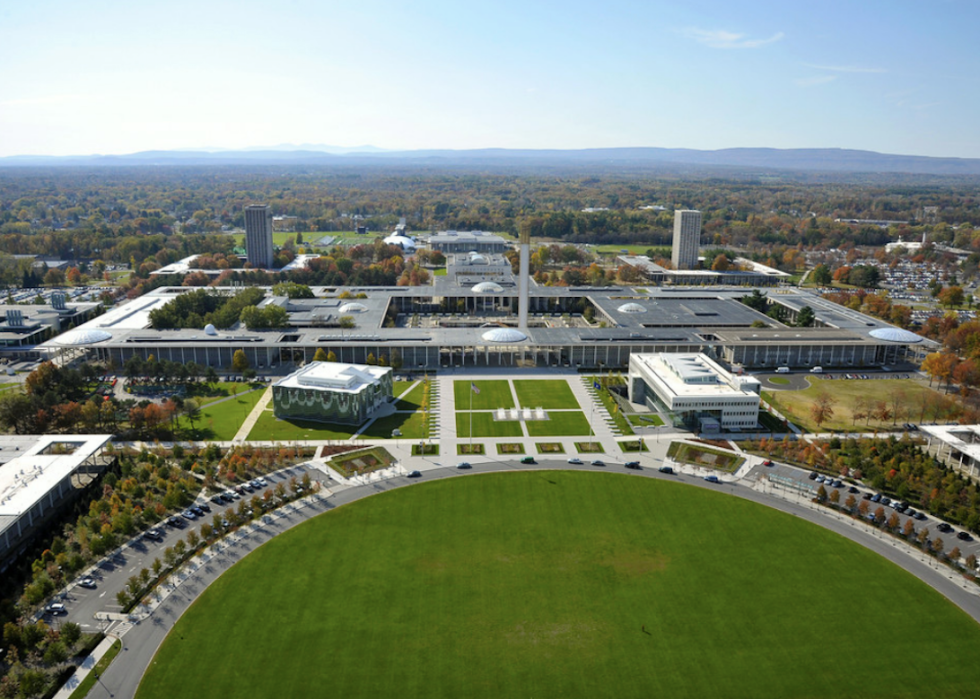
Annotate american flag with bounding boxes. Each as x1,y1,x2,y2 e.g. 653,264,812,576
471,382,481,394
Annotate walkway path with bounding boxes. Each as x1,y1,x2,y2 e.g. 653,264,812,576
231,387,272,442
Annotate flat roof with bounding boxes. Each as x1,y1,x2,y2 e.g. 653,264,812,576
274,361,390,393
0,435,113,517
632,353,757,400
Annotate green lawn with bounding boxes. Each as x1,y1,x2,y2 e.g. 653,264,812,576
524,411,593,437
454,380,515,410
359,411,431,440
246,408,359,441
455,412,524,438
627,414,664,427
762,378,942,432
395,381,425,409
193,387,268,441
513,380,580,409
136,471,980,699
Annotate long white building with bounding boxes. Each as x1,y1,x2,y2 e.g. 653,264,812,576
628,353,760,432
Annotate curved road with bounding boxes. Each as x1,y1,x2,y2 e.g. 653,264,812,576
78,458,980,699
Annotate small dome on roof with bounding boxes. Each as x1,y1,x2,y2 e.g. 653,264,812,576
383,234,416,251
869,327,922,343
472,282,504,293
468,253,488,265
339,302,368,313
481,327,527,343
204,323,217,336
54,328,112,345
618,303,647,313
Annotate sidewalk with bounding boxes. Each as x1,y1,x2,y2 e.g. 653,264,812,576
53,635,119,699
231,387,272,442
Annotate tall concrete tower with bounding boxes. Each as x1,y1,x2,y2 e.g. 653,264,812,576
244,205,274,269
518,223,530,330
671,209,702,270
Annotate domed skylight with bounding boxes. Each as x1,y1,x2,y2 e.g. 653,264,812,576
54,328,112,345
481,327,527,343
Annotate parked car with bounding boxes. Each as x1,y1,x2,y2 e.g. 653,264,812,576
456,462,472,469
957,531,973,541
808,471,819,480
181,510,198,521
46,603,67,616
658,466,675,474
78,576,97,589
762,460,773,467
938,522,954,533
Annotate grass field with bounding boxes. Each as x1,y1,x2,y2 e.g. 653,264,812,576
524,411,592,437
627,414,664,427
454,380,515,410
360,411,431,440
136,471,980,699
246,409,358,441
194,387,268,441
455,412,524,438
762,378,942,432
513,380,580,409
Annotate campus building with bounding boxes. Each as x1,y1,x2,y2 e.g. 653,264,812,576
272,361,393,425
427,231,509,254
671,210,702,271
245,205,275,269
0,435,115,572
627,353,760,431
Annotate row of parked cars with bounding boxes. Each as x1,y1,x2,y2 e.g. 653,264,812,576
809,470,975,541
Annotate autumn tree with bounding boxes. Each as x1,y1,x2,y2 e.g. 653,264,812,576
232,349,250,373
809,392,836,430
313,347,328,363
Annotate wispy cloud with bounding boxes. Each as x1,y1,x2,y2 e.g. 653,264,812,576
679,28,785,49
805,64,886,74
795,75,837,87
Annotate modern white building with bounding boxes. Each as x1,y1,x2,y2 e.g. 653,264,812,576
245,205,275,269
272,361,394,425
628,352,760,431
0,434,114,571
671,210,702,271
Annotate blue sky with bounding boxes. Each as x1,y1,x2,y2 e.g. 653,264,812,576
1,0,976,157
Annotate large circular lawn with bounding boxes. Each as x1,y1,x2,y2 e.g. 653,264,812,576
137,471,980,698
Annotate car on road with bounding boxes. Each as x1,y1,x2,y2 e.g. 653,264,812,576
407,470,422,478
46,603,67,616
658,466,674,474
590,459,605,467
520,456,536,464
78,576,97,589
456,462,472,469
567,458,583,465
704,475,720,483
625,461,641,470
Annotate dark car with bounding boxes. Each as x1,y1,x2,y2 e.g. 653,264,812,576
191,506,205,517
590,460,605,467
455,462,472,469
808,471,819,480
625,461,641,470
862,492,872,500
520,456,536,465
914,512,927,521
166,516,185,528
938,522,954,533
957,531,973,541
198,502,211,513
658,466,675,475
848,486,860,494
704,475,720,484
407,470,422,478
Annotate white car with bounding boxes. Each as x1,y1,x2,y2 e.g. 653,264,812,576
567,458,583,465
46,603,67,616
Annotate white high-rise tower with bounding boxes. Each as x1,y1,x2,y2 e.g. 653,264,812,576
671,209,702,270
518,223,530,330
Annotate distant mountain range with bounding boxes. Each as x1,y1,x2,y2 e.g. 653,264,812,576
3,146,980,176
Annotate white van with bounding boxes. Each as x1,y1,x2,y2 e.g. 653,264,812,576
775,367,790,374
810,366,823,374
